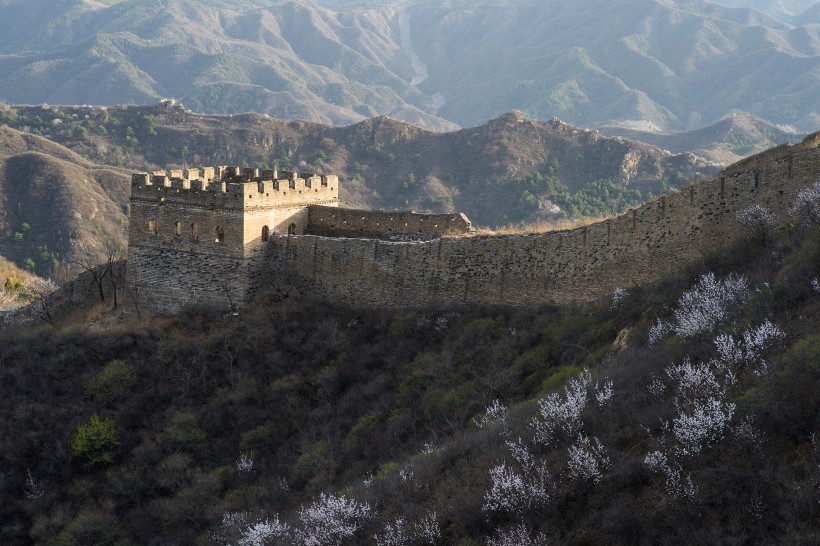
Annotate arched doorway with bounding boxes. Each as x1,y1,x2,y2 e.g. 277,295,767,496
288,223,297,236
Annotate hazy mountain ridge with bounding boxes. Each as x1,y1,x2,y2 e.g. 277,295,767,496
0,0,457,131
0,0,817,132
598,114,802,163
0,103,719,228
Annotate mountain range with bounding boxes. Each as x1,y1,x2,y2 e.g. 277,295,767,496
0,102,719,253
0,0,817,132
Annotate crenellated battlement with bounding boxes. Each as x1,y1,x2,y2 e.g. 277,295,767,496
130,167,339,211
126,164,341,313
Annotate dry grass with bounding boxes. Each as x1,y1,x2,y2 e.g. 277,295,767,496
0,257,38,311
469,215,612,236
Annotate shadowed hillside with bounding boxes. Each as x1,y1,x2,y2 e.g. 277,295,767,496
0,125,130,276
0,208,817,545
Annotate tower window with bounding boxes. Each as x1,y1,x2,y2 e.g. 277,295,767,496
215,226,225,243
175,221,181,237
191,223,198,240
148,219,158,235
262,225,270,242
288,223,297,236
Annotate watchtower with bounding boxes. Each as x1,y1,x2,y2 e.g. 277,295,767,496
126,167,339,313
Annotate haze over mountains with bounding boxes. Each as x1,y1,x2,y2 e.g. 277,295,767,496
0,0,817,133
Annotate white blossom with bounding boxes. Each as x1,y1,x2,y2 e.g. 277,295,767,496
736,204,778,244
647,375,667,398
594,379,614,407
294,492,371,546
239,518,290,546
412,511,440,544
235,452,254,474
714,319,785,367
644,451,698,501
610,287,629,310
648,318,672,346
212,511,290,546
566,435,612,483
486,524,548,546
399,465,414,484
789,181,820,226
673,397,735,457
531,369,591,446
505,437,535,473
375,518,407,546
474,399,509,431
732,416,765,448
672,273,748,338
666,357,724,402
434,312,460,332
374,512,439,546
483,461,551,515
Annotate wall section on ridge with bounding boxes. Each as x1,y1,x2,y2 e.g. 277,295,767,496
267,132,820,308
306,206,473,240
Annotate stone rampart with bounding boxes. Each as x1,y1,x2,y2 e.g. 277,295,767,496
126,166,339,313
267,131,820,308
306,206,473,240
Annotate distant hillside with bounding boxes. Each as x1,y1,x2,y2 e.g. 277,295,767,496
0,124,130,276
713,0,818,19
598,115,804,164
795,1,820,24
1,103,717,227
0,0,817,132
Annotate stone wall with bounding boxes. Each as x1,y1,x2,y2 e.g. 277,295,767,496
267,132,820,308
306,206,473,240
126,167,339,314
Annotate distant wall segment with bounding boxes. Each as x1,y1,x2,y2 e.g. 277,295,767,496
306,206,473,240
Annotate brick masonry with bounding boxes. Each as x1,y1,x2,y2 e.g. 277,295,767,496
126,168,339,313
266,131,820,308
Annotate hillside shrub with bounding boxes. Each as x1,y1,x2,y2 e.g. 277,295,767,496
764,335,820,440
70,414,119,469
88,359,137,405
160,411,207,451
53,507,126,546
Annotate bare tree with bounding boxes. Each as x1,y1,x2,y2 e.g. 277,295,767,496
26,277,58,325
70,242,109,304
103,239,126,309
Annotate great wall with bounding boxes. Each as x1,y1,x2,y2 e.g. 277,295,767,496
127,131,820,313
